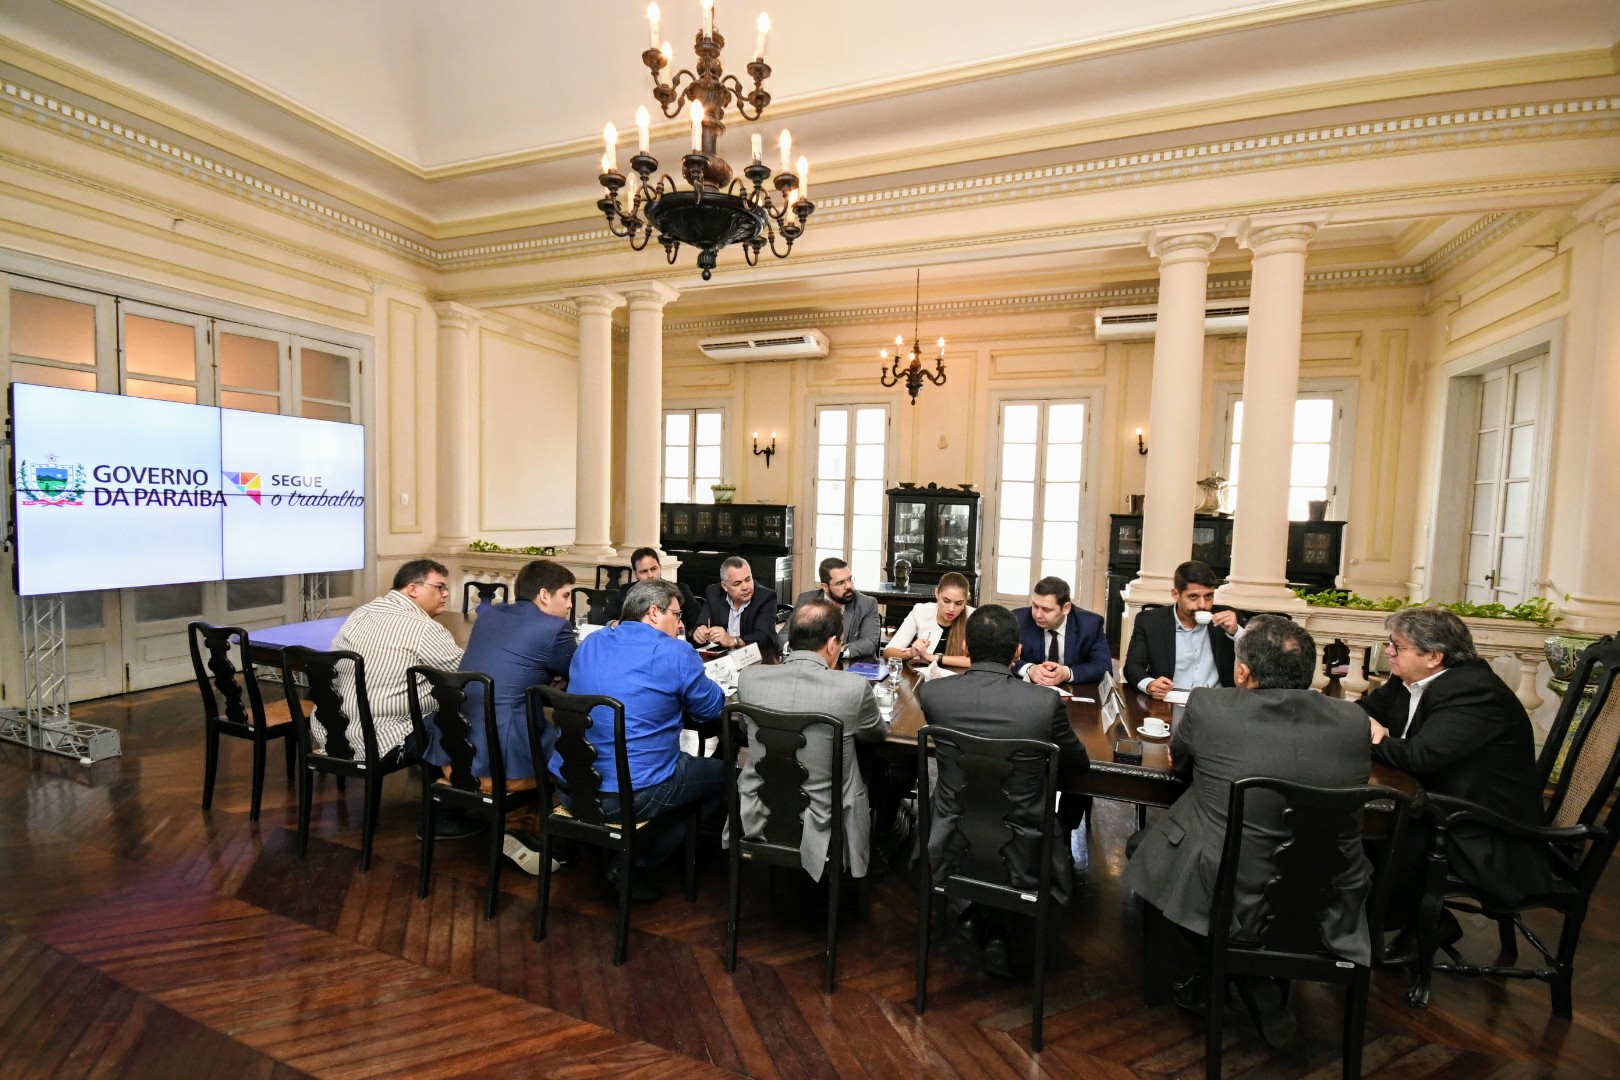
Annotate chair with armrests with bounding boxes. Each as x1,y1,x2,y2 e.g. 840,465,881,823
409,667,539,920
596,564,632,591
571,587,617,627
1144,777,1412,1080
282,646,418,871
526,685,699,964
720,702,870,994
462,580,509,615
914,726,1062,1050
1405,634,1620,1019
188,621,297,822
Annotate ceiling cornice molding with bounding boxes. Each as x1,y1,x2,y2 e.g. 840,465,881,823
5,73,1614,289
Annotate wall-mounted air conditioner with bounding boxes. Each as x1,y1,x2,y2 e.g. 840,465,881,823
697,328,830,361
1093,300,1251,341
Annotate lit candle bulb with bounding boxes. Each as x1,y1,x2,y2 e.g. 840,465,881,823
647,1,660,49
755,12,770,59
778,129,791,172
689,99,704,152
601,152,612,174
603,122,617,173
700,0,713,36
660,40,672,65
937,337,946,354
796,155,808,199
750,133,762,163
896,335,904,346
636,106,650,153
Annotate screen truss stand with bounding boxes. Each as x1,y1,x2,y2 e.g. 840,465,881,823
301,572,330,622
0,594,121,764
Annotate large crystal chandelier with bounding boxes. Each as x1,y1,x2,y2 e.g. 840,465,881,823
597,1,813,280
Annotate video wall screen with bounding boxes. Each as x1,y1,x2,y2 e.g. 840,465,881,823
10,383,365,596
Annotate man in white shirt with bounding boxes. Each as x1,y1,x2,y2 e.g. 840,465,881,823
1123,561,1241,700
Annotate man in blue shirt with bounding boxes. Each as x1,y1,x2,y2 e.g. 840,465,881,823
558,578,726,899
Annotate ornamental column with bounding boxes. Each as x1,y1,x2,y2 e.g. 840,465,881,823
432,302,482,550
1566,194,1620,628
1217,220,1317,613
567,287,625,559
621,281,680,554
1123,231,1221,609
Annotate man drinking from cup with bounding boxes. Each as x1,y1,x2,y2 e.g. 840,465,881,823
1123,561,1241,700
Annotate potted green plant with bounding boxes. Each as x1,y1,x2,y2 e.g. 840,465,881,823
710,483,736,503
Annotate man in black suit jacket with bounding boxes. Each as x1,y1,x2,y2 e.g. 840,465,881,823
691,555,780,656
1360,607,1552,914
1124,560,1241,699
1012,575,1113,686
918,605,1089,976
604,546,697,628
1125,616,1375,1044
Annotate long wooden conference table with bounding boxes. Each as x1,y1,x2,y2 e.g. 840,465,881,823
247,614,1415,814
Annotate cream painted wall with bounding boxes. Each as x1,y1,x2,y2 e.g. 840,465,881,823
474,322,577,546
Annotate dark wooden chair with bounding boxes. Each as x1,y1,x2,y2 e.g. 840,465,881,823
408,666,539,920
281,646,418,871
525,685,699,965
571,587,617,626
1406,634,1620,1019
720,702,870,994
1144,777,1412,1080
914,725,1062,1050
462,580,509,615
188,621,296,823
596,564,632,591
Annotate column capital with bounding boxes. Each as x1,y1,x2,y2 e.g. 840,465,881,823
621,280,681,308
565,287,626,316
1575,183,1620,230
1147,230,1221,263
1240,217,1322,253
1595,205,1620,235
431,301,484,331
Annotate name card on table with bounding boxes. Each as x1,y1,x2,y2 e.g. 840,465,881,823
1101,696,1122,730
1098,669,1116,701
704,642,764,693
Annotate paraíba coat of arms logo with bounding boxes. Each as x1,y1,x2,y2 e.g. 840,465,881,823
18,454,88,506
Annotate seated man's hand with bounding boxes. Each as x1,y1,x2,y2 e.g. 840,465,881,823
1369,717,1388,745
691,624,715,645
1210,609,1241,634
1029,661,1067,686
1146,676,1175,701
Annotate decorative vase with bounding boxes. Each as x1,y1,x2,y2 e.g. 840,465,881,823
710,483,736,504
1308,499,1330,522
1194,474,1229,514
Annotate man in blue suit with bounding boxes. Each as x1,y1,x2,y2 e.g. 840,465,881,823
1012,576,1113,686
432,559,577,875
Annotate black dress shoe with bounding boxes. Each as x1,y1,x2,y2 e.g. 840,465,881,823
605,865,663,902
981,931,1015,979
416,809,487,840
1238,977,1297,1050
1172,972,1209,1016
1381,910,1464,966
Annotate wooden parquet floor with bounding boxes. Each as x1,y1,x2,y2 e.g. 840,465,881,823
2,684,1618,1078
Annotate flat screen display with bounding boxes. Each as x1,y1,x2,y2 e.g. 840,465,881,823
10,384,366,595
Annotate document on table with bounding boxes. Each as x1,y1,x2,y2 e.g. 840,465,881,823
1164,688,1192,706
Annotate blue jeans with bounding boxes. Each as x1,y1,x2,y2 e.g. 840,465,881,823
597,752,726,868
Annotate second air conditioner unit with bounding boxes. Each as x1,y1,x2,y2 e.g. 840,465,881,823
1093,300,1251,341
697,328,830,361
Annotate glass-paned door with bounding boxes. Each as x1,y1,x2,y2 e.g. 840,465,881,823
994,400,1087,600
813,404,888,588
1464,357,1542,606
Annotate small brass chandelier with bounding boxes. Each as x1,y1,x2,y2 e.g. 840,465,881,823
880,270,947,405
596,1,813,280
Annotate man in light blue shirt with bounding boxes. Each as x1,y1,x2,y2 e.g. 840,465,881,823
1123,560,1242,699
556,578,725,898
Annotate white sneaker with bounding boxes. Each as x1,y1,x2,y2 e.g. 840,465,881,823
503,830,560,875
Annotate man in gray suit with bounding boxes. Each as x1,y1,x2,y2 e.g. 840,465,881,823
734,598,889,880
918,604,1090,976
792,557,882,661
1123,615,1373,1047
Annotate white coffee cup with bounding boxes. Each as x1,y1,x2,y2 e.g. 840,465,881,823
1194,610,1214,626
1140,718,1170,738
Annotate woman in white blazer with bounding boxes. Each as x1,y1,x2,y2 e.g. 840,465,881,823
883,572,974,669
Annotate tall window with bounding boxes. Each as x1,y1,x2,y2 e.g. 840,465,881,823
662,407,723,502
1221,389,1349,521
995,400,1087,598
813,404,888,588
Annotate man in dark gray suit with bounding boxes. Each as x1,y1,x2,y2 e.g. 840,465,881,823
733,599,888,880
918,604,1090,976
1123,615,1373,1047
792,557,881,661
